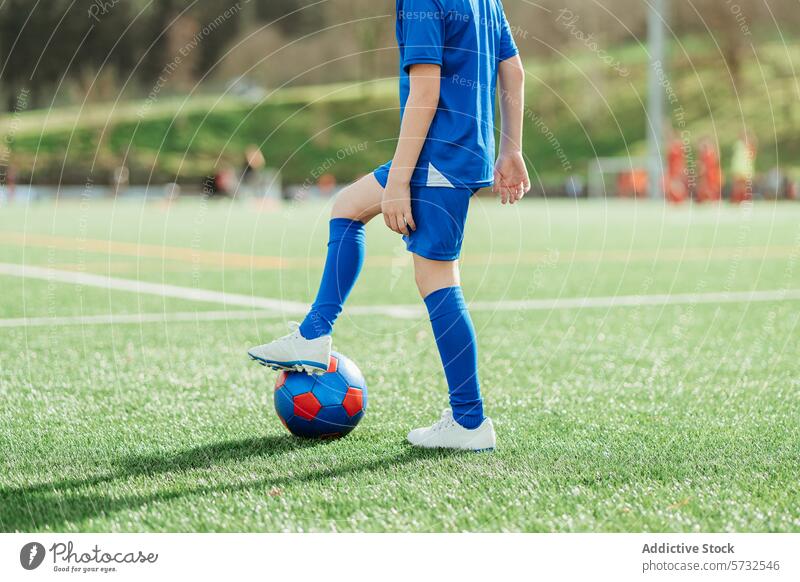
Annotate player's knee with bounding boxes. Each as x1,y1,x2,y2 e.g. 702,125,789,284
413,256,459,298
331,193,361,221
330,178,381,222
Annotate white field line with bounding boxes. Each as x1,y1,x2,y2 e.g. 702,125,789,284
468,289,800,312
0,262,308,314
0,310,281,328
1,262,800,329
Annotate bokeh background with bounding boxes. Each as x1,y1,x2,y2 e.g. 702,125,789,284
1,0,799,199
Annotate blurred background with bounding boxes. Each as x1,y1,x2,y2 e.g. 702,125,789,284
0,0,798,202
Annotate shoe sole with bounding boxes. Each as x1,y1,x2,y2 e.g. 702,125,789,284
407,440,496,452
248,353,327,375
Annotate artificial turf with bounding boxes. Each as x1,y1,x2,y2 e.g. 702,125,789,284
1,197,799,532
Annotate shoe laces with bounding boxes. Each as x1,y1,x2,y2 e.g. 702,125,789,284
430,410,456,432
279,321,302,340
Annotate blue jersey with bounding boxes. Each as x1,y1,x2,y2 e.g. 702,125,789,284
379,0,519,189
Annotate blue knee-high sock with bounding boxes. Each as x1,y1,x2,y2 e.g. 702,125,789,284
299,218,365,339
424,286,484,429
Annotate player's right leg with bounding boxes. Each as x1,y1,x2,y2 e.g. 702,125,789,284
394,185,495,451
248,174,384,373
406,255,495,452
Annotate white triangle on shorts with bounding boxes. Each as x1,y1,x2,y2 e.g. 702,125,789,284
426,162,456,188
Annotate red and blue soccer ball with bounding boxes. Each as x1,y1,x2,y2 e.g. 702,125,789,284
273,351,367,438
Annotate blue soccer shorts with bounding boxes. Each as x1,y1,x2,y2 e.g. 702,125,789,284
373,167,479,262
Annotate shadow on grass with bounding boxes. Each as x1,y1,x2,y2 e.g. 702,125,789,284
0,435,458,532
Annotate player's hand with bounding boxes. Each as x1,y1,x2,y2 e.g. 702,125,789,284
493,151,531,205
381,180,416,236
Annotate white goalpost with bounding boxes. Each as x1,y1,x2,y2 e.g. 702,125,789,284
647,0,668,199
587,1,668,200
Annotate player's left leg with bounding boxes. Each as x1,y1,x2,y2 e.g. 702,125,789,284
293,173,384,339
248,174,383,373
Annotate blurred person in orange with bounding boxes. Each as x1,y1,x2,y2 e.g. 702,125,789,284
616,168,648,198
665,131,688,204
696,138,722,203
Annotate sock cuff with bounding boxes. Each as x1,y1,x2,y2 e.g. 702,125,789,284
424,286,466,321
329,218,365,244
453,411,483,430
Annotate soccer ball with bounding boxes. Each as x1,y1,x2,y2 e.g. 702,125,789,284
273,351,367,438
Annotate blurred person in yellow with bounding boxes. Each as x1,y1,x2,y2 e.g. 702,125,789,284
730,132,757,203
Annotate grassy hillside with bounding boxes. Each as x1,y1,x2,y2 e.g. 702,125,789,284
3,38,800,186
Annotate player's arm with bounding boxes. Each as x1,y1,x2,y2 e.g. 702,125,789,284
382,63,441,236
495,54,530,205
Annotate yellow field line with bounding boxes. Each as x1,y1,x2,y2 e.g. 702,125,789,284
0,232,294,269
468,246,800,265
1,232,797,271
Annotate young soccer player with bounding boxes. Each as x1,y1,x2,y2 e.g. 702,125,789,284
249,0,529,451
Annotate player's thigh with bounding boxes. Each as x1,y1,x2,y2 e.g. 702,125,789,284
331,173,384,223
412,254,460,298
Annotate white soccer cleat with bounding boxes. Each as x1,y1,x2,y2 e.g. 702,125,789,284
248,322,331,374
407,409,496,452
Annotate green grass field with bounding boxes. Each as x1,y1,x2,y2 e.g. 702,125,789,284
1,196,799,532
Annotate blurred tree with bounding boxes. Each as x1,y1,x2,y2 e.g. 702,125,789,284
324,0,393,88
2,0,799,111
0,0,135,109
139,0,181,87
192,0,243,78
673,0,752,87
253,0,322,35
